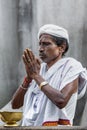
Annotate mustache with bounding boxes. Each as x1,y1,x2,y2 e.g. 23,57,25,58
39,52,46,56
39,52,45,55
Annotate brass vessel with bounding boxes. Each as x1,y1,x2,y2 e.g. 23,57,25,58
0,111,22,126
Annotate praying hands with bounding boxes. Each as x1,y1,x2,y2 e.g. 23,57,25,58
22,48,41,80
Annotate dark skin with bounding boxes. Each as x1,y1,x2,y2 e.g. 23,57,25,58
11,34,78,109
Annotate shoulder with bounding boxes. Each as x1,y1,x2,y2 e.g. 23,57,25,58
64,57,83,68
61,57,84,76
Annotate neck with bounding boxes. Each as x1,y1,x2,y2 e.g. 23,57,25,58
47,55,62,69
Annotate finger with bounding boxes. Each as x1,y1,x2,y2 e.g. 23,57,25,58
22,54,28,65
27,48,35,61
24,50,30,63
36,58,41,65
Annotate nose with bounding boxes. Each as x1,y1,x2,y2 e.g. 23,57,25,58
39,45,44,52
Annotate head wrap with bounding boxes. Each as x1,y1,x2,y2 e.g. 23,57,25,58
38,24,69,43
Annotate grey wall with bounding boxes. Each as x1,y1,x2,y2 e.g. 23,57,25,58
0,0,19,108
18,0,87,65
0,0,87,126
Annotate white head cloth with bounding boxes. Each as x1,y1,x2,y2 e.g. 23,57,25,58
38,24,69,43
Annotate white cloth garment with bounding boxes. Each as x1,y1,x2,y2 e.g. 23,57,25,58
22,57,87,126
38,24,69,43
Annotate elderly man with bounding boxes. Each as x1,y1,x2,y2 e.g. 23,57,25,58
11,24,87,126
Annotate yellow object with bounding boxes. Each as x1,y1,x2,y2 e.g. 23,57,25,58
39,81,48,90
0,111,22,127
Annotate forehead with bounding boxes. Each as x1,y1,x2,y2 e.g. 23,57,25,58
39,34,54,42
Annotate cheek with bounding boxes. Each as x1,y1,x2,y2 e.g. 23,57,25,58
52,47,60,54
55,49,60,55
47,48,60,57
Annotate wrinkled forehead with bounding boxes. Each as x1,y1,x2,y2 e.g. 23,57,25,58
39,34,55,42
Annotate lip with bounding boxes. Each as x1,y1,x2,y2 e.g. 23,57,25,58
39,54,45,58
39,55,44,57
39,53,44,56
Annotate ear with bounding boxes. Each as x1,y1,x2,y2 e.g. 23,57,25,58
59,44,66,53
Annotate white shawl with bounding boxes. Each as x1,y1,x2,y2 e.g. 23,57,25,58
22,57,87,126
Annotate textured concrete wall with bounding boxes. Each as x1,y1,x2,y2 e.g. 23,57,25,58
0,0,19,108
18,0,87,67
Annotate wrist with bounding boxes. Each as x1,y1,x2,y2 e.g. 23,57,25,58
33,74,48,89
33,74,41,80
22,76,32,88
39,81,48,90
20,84,28,91
25,76,32,83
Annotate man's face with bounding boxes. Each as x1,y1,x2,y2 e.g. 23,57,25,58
39,34,61,64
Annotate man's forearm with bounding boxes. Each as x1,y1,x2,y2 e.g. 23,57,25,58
11,76,32,109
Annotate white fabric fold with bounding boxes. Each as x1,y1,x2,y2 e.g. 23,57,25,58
22,57,87,126
38,24,69,43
